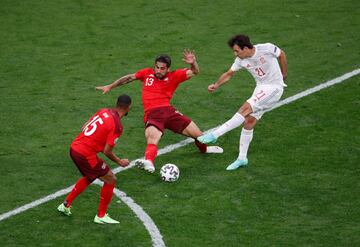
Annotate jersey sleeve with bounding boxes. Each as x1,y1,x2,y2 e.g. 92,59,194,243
135,68,148,81
106,132,120,147
230,58,243,72
173,68,190,84
264,43,281,57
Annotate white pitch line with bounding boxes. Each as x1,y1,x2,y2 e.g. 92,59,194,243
0,68,359,244
93,180,166,247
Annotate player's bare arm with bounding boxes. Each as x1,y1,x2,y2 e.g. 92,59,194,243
95,74,137,94
103,143,130,167
183,49,199,78
278,50,287,80
208,69,235,92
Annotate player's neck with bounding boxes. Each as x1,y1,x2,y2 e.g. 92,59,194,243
113,108,127,118
247,47,256,58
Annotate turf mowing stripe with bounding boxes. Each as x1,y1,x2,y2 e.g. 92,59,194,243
0,68,359,245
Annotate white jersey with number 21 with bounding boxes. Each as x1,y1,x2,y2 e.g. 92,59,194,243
230,43,287,87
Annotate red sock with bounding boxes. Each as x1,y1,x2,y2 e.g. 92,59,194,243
64,177,91,207
195,139,207,153
145,144,158,164
97,182,115,217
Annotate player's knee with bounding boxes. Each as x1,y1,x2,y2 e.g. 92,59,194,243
106,175,117,185
244,118,257,129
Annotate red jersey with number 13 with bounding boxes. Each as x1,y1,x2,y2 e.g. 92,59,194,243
135,68,190,113
70,108,123,157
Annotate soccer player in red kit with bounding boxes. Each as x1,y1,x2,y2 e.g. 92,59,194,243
57,94,131,224
96,50,222,173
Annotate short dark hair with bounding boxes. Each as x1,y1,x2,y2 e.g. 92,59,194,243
155,54,171,67
228,34,253,49
116,94,132,108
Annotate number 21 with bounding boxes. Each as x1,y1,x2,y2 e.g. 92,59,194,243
255,67,266,77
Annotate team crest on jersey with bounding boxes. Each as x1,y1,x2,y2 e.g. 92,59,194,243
260,57,266,64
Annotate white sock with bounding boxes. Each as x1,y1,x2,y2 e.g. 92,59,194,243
238,128,253,160
213,113,245,138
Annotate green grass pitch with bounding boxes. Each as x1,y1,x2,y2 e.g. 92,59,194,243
0,0,359,246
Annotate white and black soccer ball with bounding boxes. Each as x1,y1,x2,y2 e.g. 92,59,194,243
160,163,180,182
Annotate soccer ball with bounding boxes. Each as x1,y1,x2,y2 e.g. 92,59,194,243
160,164,180,182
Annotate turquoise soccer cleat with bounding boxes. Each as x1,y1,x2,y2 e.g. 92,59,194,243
94,214,120,224
197,133,217,144
57,203,72,216
226,158,248,170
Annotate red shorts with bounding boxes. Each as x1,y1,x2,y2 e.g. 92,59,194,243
69,148,109,183
144,106,192,134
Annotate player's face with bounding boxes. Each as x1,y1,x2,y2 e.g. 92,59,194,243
124,105,131,116
233,44,248,59
154,62,169,79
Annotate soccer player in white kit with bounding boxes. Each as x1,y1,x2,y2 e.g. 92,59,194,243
197,34,287,170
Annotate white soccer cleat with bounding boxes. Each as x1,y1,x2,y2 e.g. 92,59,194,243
205,146,224,154
135,159,155,173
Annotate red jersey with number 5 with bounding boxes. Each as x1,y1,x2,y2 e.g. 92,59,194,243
135,68,190,113
70,108,123,157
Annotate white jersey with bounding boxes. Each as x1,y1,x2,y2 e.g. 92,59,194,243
230,43,287,87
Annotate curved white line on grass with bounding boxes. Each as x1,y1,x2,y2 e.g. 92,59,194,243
0,68,359,235
93,180,166,247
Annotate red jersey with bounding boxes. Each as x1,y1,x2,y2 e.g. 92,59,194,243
70,108,123,157
135,68,190,113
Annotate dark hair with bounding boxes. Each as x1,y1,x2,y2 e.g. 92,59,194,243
116,94,132,108
155,54,171,67
228,34,253,49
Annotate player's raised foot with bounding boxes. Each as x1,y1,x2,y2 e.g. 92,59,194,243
94,213,119,224
57,203,72,216
206,146,223,154
135,159,155,173
226,158,248,171
197,133,217,144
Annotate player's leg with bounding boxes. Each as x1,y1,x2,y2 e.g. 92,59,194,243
197,102,252,144
226,85,284,170
135,125,162,173
226,116,257,170
181,121,223,154
58,176,91,215
94,170,119,224
58,149,93,216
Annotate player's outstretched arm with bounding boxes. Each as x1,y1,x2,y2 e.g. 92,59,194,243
278,50,287,80
183,49,199,78
95,73,137,94
208,69,235,93
103,143,130,167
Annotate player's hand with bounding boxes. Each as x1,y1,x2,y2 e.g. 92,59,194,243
208,83,219,92
118,159,130,167
182,49,196,64
95,85,111,94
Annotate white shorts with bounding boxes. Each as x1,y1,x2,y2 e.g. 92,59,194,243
246,85,284,120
